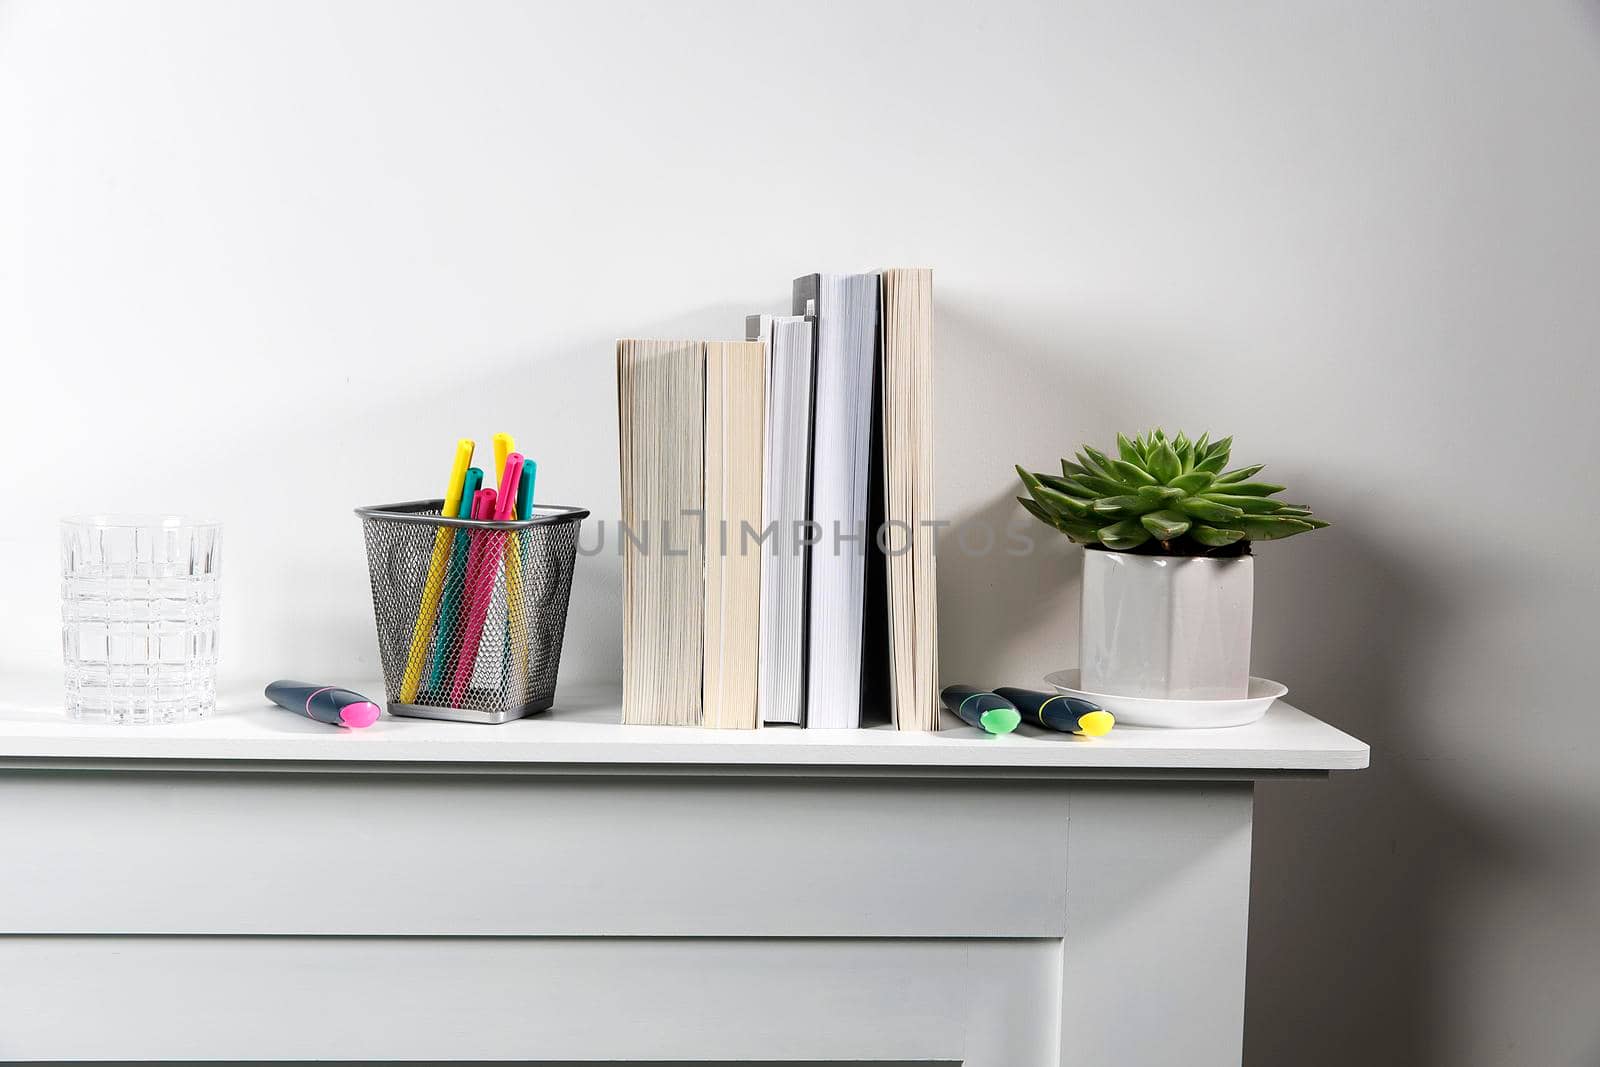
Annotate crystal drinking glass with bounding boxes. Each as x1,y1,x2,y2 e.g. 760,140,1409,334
60,516,222,723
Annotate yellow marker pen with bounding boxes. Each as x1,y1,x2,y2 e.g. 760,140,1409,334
493,432,515,488
995,687,1115,737
399,438,475,703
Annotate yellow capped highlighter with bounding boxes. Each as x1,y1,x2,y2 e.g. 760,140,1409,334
399,438,475,703
995,687,1115,737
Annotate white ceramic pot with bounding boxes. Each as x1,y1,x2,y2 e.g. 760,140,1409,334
1078,551,1253,700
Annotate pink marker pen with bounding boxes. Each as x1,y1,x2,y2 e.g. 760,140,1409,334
265,680,381,728
449,487,501,706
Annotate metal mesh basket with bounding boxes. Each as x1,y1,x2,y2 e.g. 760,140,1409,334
355,499,588,724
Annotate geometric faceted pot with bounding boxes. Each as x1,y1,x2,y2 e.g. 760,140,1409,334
1079,550,1253,700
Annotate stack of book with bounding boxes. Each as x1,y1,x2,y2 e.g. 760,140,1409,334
617,269,937,730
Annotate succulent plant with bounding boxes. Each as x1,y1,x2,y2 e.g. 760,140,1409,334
1016,430,1328,555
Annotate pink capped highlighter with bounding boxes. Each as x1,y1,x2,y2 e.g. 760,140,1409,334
448,486,500,706
448,455,525,706
265,680,382,729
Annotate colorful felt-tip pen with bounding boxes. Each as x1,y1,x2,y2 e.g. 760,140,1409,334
995,687,1115,737
265,680,382,729
939,684,1021,735
399,438,475,703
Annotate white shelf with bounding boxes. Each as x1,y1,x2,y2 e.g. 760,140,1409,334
0,679,1368,776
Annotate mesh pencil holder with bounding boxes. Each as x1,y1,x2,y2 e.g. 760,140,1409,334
355,499,589,724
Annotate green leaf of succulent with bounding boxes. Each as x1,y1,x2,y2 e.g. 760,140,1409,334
1055,477,1101,499
1189,525,1246,547
1135,485,1185,509
1075,452,1124,489
1098,519,1152,550
1021,432,1326,551
1092,494,1156,517
1037,473,1088,498
1017,497,1052,525
1140,509,1191,540
1017,487,1101,541
1110,459,1158,486
1200,493,1286,514
1050,517,1098,542
1018,469,1076,518
1176,496,1245,522
1212,481,1285,497
1168,471,1213,494
1172,432,1193,472
1081,446,1125,484
1149,442,1181,483
1035,485,1091,518
1216,464,1264,484
1237,516,1314,540
1072,472,1129,497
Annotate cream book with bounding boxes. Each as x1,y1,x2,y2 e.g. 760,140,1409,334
617,339,705,726
617,338,766,729
702,340,767,729
878,268,939,730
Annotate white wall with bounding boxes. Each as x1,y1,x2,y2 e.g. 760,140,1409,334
4,2,1599,1063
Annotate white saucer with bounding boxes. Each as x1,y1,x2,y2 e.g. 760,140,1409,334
1043,669,1288,729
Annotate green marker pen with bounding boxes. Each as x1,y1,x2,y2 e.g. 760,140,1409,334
940,685,1021,736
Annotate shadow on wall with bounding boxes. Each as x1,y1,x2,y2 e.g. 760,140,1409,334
932,298,1151,686
932,293,1500,1065
1243,526,1590,1066
930,289,1600,1064
938,487,1079,685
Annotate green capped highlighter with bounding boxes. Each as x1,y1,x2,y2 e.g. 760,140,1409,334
996,687,1115,738
940,684,1022,736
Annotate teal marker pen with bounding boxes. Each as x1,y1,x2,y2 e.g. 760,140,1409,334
427,466,483,694
503,458,537,689
516,459,536,520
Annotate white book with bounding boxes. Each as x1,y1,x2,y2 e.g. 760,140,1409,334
793,273,879,729
746,314,814,725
